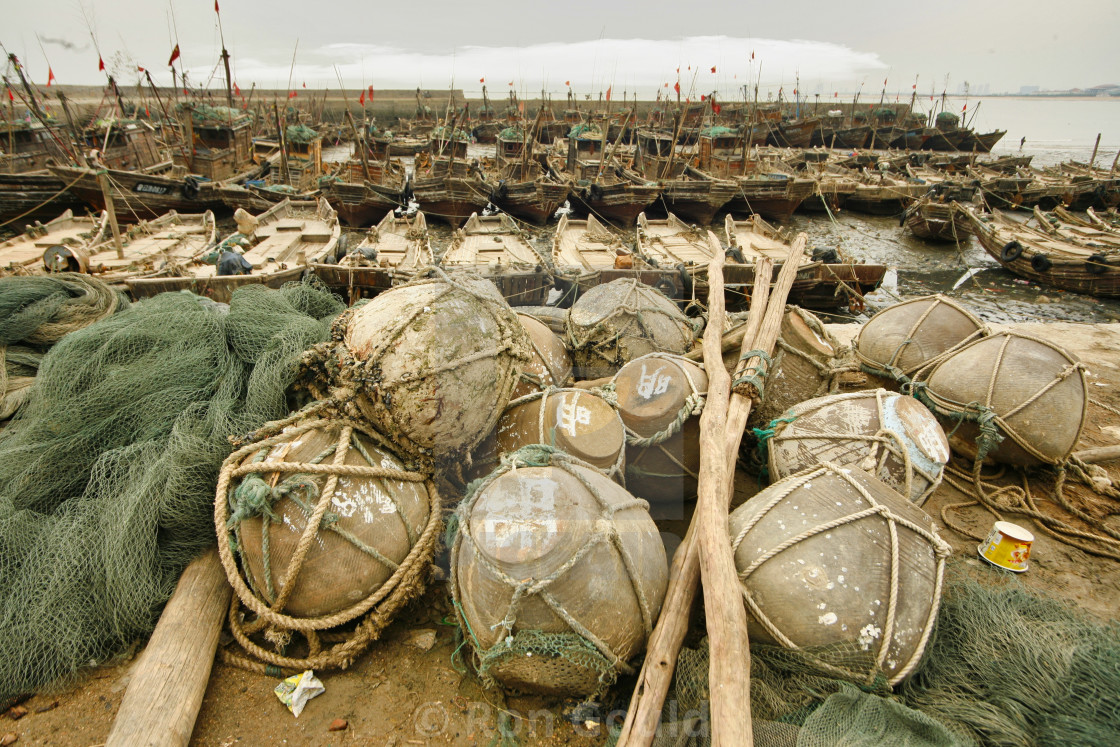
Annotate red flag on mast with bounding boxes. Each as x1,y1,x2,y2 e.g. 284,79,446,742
479,77,484,83
605,86,611,101
98,56,105,72
359,91,365,105
168,44,181,66
214,0,219,12
47,67,56,86
368,85,373,100
711,66,716,73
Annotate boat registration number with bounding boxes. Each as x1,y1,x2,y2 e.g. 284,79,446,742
135,183,170,195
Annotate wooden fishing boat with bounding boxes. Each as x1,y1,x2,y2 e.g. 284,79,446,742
84,210,219,279
0,172,87,225
485,125,569,224
0,209,107,275
410,124,490,226
844,173,930,215
319,128,408,227
901,194,972,241
956,129,1007,153
723,213,886,311
549,212,682,304
960,205,1120,298
311,210,432,302
124,198,339,302
1029,206,1120,251
801,169,859,214
438,212,552,305
49,103,264,221
694,129,815,221
633,129,736,224
767,117,821,149
554,124,661,226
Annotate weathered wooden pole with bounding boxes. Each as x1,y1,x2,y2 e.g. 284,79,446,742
95,170,125,259
105,548,232,747
615,256,773,746
1089,133,1102,169
695,238,752,746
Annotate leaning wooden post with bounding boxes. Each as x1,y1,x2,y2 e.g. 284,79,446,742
1089,133,1101,169
695,239,752,746
106,548,232,747
96,170,125,259
615,253,773,747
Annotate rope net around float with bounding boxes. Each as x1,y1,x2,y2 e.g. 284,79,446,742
0,281,344,701
215,410,442,675
449,445,656,699
615,564,1120,747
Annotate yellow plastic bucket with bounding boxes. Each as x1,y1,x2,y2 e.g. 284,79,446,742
977,521,1034,572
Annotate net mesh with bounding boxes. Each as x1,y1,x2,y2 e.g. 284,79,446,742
0,274,126,422
624,563,1120,747
0,281,344,700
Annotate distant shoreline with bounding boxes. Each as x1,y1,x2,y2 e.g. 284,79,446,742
977,95,1119,103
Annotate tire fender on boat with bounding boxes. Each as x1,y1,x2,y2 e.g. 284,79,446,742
1031,254,1053,273
182,176,201,200
653,276,677,299
1086,254,1109,275
1000,240,1023,262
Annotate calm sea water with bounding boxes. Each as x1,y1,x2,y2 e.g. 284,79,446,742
950,96,1120,167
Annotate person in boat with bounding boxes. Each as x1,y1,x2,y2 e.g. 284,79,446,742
217,237,253,276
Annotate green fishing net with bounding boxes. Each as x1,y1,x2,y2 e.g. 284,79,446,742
0,281,344,700
285,124,320,144
621,564,1120,747
178,102,251,127
0,274,126,422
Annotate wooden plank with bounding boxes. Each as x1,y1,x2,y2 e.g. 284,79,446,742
106,548,232,747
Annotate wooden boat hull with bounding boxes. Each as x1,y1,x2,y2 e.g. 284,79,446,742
923,128,969,152
904,203,971,241
492,179,570,224
321,181,402,227
47,165,225,221
727,179,816,222
724,261,887,311
411,177,490,226
309,263,397,303
125,265,308,304
0,172,86,224
652,181,736,225
966,209,1120,297
551,267,687,307
569,182,661,227
827,125,871,149
957,130,1006,153
767,119,820,148
472,122,503,144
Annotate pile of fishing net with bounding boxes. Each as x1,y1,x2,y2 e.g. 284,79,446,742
178,101,251,126
285,124,320,144
0,281,344,701
0,274,126,423
625,564,1120,747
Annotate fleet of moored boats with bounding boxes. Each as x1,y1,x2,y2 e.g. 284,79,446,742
3,78,1120,306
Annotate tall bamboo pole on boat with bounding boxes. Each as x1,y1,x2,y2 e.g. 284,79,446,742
660,109,686,181
598,108,631,181
1089,133,1101,169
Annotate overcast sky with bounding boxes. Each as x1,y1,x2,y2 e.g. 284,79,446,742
4,0,1118,102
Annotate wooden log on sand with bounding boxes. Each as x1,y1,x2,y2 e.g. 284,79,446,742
106,548,232,747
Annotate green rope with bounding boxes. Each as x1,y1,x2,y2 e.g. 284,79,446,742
910,382,1005,461
227,473,320,529
752,414,799,467
732,349,773,398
